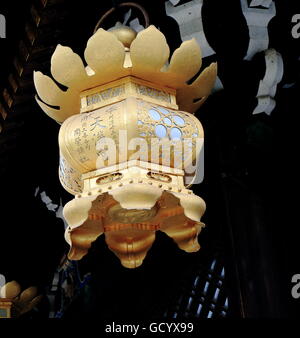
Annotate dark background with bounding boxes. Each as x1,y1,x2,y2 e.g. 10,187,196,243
0,0,299,319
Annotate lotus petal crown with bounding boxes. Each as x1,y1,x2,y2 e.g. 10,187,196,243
34,25,217,123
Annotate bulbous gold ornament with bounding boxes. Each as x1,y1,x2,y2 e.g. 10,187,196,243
34,25,217,268
109,23,137,48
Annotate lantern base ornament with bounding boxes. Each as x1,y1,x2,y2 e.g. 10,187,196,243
63,161,206,268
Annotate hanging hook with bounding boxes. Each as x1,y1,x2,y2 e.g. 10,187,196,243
93,2,150,34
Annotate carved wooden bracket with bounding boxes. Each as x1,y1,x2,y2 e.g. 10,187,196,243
165,0,224,92
165,0,215,58
253,49,284,115
249,0,273,8
240,0,276,60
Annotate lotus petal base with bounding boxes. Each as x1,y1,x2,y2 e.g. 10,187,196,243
63,162,206,268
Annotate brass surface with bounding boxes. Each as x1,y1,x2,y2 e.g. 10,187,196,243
108,203,158,223
110,25,137,48
64,190,205,268
34,25,216,268
58,95,203,177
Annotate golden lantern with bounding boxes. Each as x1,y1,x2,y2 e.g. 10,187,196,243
0,281,42,318
34,21,217,268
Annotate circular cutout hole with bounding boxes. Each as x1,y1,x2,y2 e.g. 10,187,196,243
158,107,170,115
155,124,167,138
163,117,172,126
173,115,185,126
149,109,161,121
170,127,182,140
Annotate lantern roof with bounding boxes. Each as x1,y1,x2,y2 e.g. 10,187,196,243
34,25,217,123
